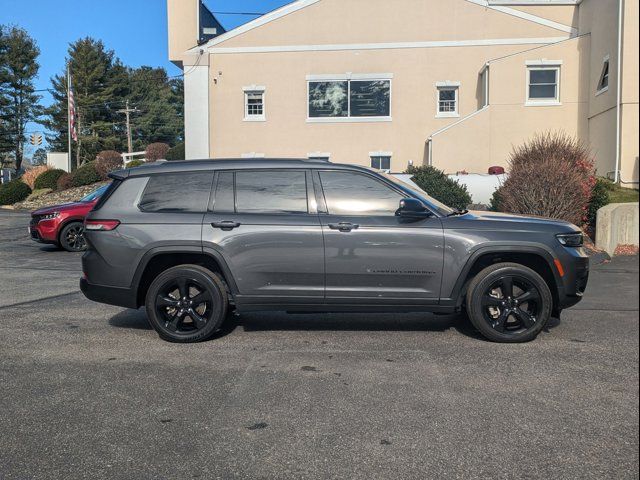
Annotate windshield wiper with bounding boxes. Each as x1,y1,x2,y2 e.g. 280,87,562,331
446,209,469,217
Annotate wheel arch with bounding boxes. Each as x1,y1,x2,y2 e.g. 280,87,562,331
57,217,86,245
132,247,238,308
448,246,562,311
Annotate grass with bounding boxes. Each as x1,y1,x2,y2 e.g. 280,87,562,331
605,181,639,204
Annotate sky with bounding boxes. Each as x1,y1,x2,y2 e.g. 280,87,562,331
0,0,291,151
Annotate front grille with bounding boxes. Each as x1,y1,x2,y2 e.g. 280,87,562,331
30,215,43,226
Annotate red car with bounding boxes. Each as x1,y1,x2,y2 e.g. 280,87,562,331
29,185,108,252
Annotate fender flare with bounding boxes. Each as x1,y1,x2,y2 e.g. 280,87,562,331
446,244,563,306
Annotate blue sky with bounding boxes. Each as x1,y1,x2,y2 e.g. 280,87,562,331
0,0,291,107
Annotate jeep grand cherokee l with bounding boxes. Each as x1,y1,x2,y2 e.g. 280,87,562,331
80,159,589,343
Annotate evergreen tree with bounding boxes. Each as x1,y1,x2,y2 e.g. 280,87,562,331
43,37,128,169
0,25,43,172
127,67,183,151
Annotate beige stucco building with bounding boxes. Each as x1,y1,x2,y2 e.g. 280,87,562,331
168,0,638,186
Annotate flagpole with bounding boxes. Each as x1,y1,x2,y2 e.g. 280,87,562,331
66,63,72,172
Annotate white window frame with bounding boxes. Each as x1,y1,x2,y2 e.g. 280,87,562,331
525,60,562,106
369,151,393,173
306,73,393,123
243,85,266,122
241,152,266,159
596,55,610,96
307,152,331,162
435,81,461,118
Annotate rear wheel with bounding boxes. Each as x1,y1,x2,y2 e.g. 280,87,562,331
59,221,87,252
466,262,552,343
145,265,228,343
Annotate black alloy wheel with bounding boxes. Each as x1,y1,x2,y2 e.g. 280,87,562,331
60,221,87,252
145,265,227,342
466,262,552,343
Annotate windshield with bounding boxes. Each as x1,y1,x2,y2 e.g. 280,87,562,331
81,184,109,203
380,172,455,216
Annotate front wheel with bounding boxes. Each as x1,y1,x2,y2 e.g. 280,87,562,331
466,262,552,343
59,221,87,252
145,265,228,343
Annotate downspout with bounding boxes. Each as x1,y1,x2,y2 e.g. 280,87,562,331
614,0,623,184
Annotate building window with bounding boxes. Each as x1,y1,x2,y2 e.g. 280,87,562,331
308,152,331,162
597,56,610,95
243,86,266,121
307,74,391,122
526,66,560,105
370,152,392,172
436,83,460,118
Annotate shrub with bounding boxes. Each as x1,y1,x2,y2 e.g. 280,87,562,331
126,159,145,168
70,162,101,187
586,178,611,229
21,165,50,189
406,165,472,210
488,188,503,212
26,188,53,201
95,150,124,179
165,142,185,161
34,169,65,190
56,172,72,191
0,179,32,205
146,142,170,162
492,132,596,225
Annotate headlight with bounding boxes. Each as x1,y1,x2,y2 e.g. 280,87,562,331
39,212,60,221
556,233,583,247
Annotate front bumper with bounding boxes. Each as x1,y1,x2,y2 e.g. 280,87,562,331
29,217,59,244
556,249,590,310
80,277,138,309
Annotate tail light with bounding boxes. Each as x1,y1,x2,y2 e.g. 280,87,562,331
84,220,120,231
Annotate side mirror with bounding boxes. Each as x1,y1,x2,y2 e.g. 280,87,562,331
396,198,432,219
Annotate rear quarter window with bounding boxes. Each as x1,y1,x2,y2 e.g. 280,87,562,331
138,172,214,213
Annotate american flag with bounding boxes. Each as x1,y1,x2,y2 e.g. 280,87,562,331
68,76,78,142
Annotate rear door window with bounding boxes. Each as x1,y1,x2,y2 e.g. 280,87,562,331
139,172,214,212
235,170,308,214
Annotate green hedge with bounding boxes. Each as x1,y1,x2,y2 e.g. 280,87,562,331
126,159,145,168
0,180,32,205
406,165,472,210
70,162,101,187
34,169,66,190
165,142,185,161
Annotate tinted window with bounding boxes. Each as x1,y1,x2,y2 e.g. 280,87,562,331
350,80,390,117
139,173,213,213
308,81,348,118
319,171,403,215
213,171,234,213
236,170,308,214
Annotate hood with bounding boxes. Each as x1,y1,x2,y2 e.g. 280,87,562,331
32,200,93,216
446,210,580,233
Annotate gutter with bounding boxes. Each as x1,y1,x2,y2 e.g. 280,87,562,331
614,0,624,184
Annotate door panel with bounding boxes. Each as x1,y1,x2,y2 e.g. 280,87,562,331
202,169,324,299
316,169,444,301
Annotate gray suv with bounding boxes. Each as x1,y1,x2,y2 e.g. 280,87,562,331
80,159,589,343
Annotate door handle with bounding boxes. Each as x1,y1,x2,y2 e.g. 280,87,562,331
211,221,241,231
328,222,359,232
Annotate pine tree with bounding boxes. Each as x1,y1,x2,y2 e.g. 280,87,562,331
43,37,128,169
0,25,43,172
127,67,184,151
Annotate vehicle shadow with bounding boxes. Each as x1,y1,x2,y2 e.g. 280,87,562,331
108,308,562,341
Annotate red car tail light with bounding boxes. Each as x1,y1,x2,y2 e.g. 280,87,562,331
84,220,120,231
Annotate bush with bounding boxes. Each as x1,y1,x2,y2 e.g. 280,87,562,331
0,179,32,205
406,165,472,210
26,188,53,201
56,172,72,191
21,165,50,189
146,142,170,162
492,132,596,226
70,162,101,187
95,150,124,179
34,169,65,190
488,188,503,212
586,178,612,229
126,159,145,168
165,142,185,161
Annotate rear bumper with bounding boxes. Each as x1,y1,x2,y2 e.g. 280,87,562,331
80,277,138,309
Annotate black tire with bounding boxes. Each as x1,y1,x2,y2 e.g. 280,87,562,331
59,221,87,252
145,264,228,343
466,262,552,343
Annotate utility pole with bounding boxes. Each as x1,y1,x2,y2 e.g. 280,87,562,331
117,100,138,153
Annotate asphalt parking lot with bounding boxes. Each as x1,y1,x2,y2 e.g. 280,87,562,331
0,209,638,480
